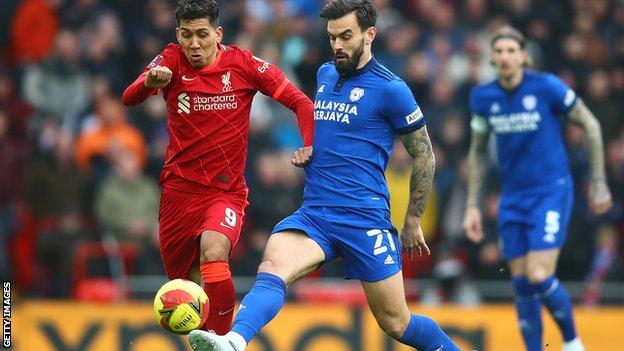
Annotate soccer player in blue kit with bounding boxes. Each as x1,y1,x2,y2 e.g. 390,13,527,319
189,1,459,350
463,27,613,351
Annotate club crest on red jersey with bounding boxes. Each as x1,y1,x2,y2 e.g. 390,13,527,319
222,71,233,92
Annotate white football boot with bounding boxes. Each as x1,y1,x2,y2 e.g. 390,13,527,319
189,330,244,351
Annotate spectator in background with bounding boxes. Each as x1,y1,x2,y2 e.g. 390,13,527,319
95,149,159,244
25,127,86,220
75,95,147,174
10,0,61,65
21,30,92,131
0,111,27,282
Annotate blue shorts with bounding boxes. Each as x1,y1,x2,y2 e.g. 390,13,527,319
272,206,402,282
498,180,574,260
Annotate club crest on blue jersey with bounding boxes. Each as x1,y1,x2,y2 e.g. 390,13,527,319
349,87,365,102
522,95,537,110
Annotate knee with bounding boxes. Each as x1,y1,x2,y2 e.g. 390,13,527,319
376,312,410,339
257,257,289,281
200,245,229,263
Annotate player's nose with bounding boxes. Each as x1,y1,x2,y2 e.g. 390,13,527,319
190,37,201,49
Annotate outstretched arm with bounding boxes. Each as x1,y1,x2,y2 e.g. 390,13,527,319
273,81,315,167
566,98,612,215
398,126,435,259
462,119,490,243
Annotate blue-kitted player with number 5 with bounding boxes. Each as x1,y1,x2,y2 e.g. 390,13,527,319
463,27,613,351
189,1,459,351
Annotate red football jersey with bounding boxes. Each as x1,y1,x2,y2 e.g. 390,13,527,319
146,43,291,191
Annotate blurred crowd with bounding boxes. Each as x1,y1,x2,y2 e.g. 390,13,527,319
0,0,623,304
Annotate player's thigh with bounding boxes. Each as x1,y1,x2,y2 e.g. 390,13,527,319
526,248,560,282
526,186,573,256
259,230,326,285
508,255,528,277
198,190,249,249
158,188,202,279
361,271,411,337
329,208,402,282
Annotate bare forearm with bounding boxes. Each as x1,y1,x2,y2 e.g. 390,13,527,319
466,148,487,208
399,127,435,218
568,99,607,181
466,131,489,208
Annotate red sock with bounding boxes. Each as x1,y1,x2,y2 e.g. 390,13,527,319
200,262,235,335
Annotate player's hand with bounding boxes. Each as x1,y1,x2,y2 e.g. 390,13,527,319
291,146,313,167
463,206,484,243
145,65,172,88
400,215,430,260
589,179,613,215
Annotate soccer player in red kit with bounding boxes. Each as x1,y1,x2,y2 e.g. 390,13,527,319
121,0,314,335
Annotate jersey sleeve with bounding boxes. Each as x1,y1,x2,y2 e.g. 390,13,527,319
382,80,425,134
544,73,577,115
243,51,289,99
469,88,490,133
145,43,179,74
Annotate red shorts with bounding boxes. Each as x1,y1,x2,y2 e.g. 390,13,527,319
158,186,248,279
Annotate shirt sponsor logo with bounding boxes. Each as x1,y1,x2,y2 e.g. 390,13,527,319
489,111,541,133
349,87,365,102
177,92,190,114
405,107,423,124
313,99,358,124
177,92,238,114
317,84,325,93
181,75,197,81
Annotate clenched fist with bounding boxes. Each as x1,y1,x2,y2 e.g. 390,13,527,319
145,65,172,88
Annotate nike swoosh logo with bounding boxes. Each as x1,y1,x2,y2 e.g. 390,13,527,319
220,222,234,230
181,75,197,81
218,307,234,316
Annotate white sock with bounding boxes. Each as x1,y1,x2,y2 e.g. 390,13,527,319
562,337,584,351
225,331,247,351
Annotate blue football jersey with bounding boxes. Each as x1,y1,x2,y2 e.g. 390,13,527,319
304,58,425,209
469,70,577,192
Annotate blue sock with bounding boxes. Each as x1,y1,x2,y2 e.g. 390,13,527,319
513,276,543,351
399,314,459,351
533,276,577,342
230,272,286,343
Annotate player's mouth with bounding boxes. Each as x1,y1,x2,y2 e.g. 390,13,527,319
334,52,349,63
190,53,203,62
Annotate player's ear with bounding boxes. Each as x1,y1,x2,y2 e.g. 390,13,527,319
175,27,181,44
365,26,377,45
215,26,224,43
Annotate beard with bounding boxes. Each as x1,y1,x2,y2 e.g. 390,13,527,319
334,38,365,75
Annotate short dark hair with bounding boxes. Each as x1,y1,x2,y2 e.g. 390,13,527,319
320,0,377,31
174,0,219,27
490,26,526,49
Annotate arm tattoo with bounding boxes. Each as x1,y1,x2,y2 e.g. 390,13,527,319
398,126,435,218
566,99,607,182
466,129,490,208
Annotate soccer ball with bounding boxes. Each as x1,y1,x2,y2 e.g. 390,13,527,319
153,279,209,334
